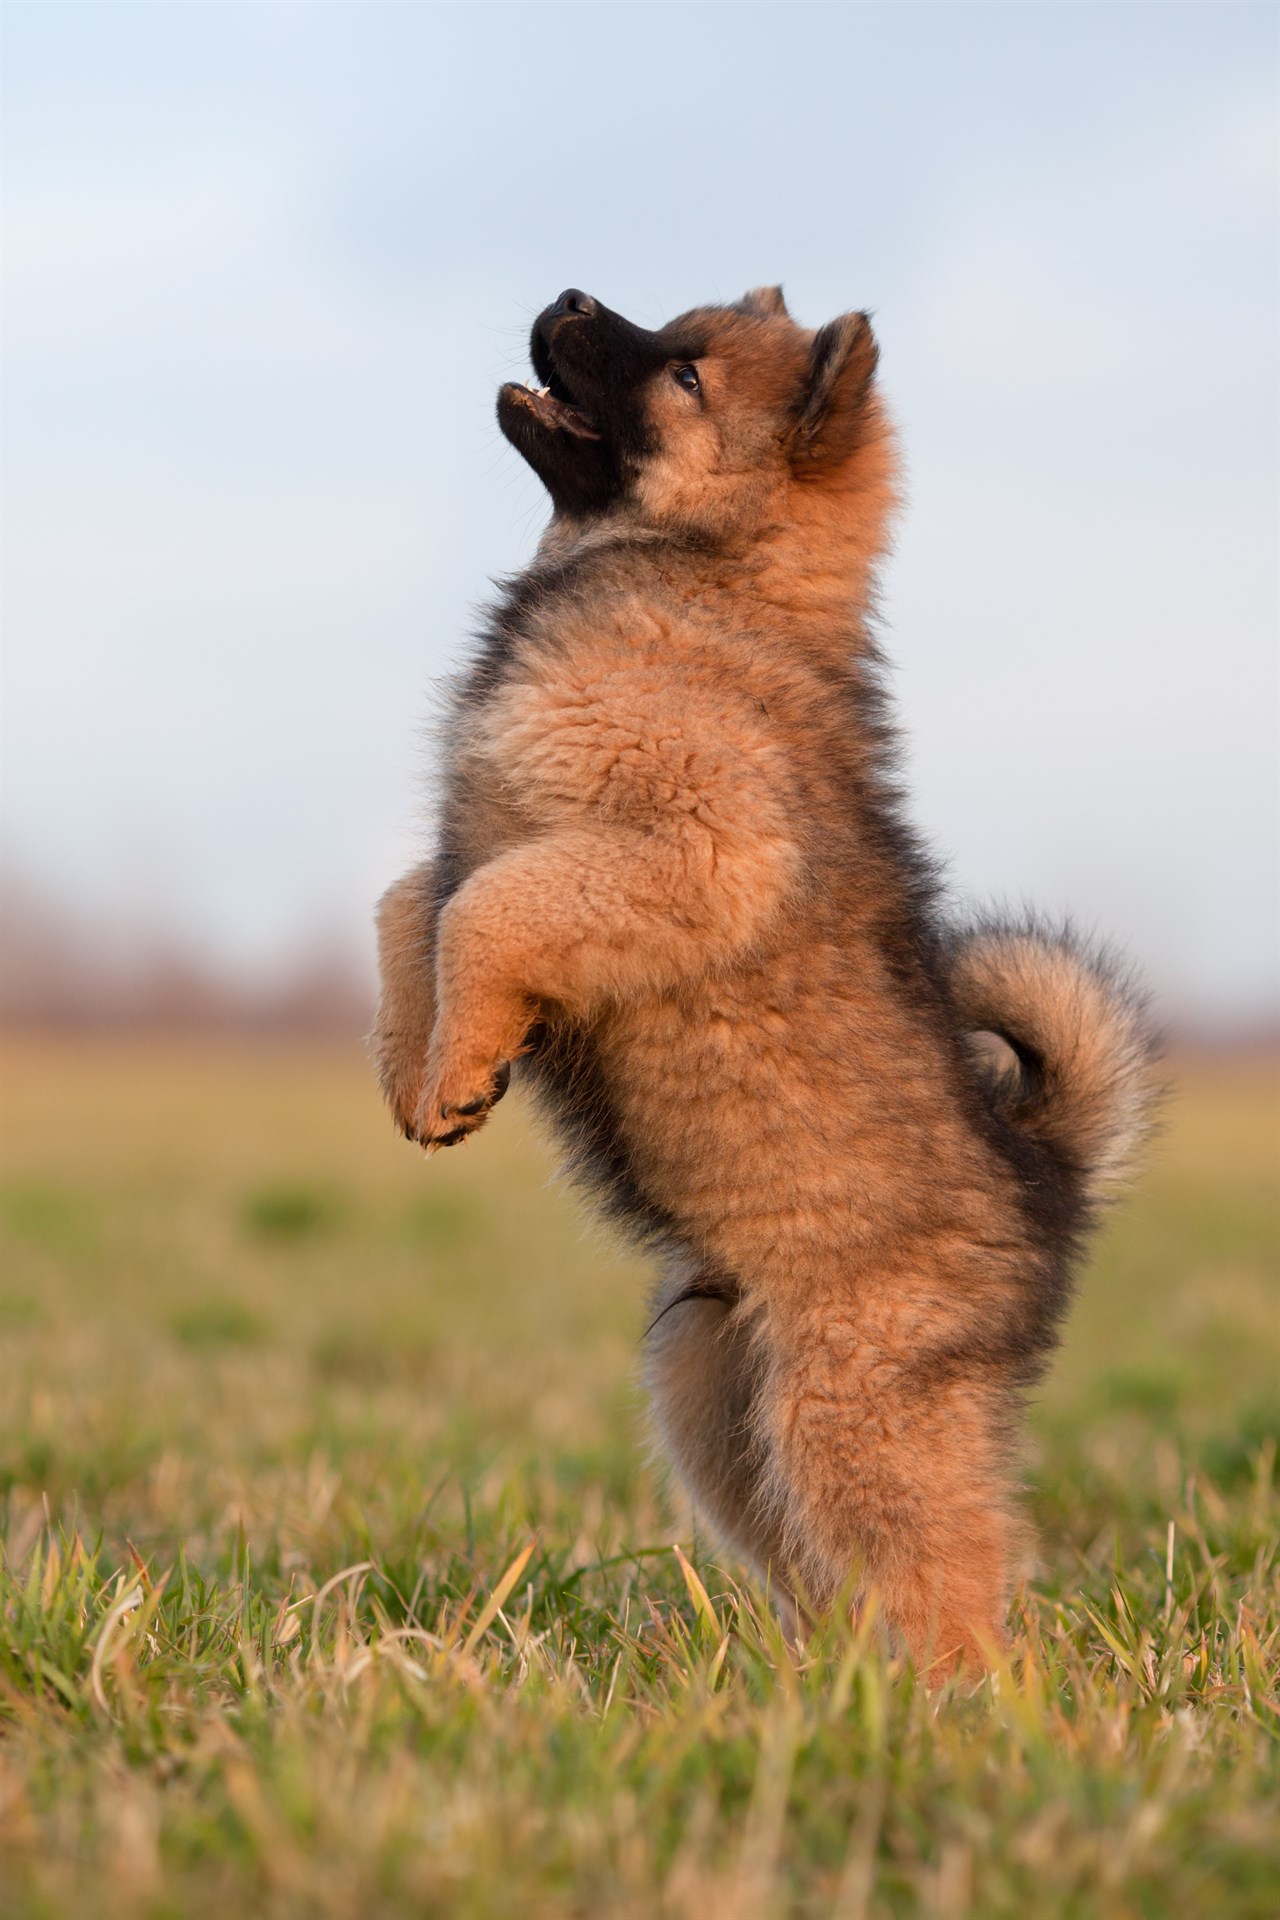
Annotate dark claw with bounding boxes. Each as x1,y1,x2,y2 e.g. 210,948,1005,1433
453,1061,512,1117
435,1126,470,1147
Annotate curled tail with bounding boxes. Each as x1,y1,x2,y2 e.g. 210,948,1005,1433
944,915,1164,1213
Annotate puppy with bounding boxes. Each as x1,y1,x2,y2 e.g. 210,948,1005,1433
375,286,1159,1676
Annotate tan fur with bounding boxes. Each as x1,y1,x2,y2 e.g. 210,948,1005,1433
374,861,438,1136
373,292,1156,1679
947,927,1160,1205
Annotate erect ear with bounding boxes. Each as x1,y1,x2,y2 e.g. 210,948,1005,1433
740,285,789,318
789,311,879,475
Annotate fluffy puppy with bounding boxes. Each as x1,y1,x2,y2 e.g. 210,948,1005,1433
375,285,1160,1677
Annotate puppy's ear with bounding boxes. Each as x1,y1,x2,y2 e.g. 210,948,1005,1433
789,312,879,476
740,285,789,318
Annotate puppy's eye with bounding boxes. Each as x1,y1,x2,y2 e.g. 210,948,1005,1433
672,364,700,394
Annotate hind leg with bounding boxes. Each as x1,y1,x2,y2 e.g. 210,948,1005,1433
644,1268,794,1614
760,1319,1016,1677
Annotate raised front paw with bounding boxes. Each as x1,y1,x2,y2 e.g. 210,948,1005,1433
415,1057,512,1150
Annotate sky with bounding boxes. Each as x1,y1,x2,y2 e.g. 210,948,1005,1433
3,1,1277,1019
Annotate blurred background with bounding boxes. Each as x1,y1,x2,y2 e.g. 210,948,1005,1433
3,0,1277,1036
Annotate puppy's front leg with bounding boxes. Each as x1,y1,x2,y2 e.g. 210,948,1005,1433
417,820,791,1149
374,862,442,1141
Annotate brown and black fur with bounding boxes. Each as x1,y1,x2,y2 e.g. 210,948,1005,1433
374,285,1160,1678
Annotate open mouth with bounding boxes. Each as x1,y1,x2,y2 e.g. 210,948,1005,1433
513,365,601,441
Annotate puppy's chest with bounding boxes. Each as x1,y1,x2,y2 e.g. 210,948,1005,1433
456,657,764,830
442,610,867,903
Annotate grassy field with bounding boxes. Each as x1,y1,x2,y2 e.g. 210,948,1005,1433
1,1033,1276,1918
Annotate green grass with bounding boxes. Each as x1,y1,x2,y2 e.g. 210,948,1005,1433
1,1035,1277,1918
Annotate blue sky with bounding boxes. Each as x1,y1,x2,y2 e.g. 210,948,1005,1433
3,2,1276,1016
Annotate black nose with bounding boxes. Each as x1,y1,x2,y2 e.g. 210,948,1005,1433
552,288,597,318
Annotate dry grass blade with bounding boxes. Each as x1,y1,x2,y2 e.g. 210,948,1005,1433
672,1543,721,1643
88,1583,143,1718
460,1539,537,1659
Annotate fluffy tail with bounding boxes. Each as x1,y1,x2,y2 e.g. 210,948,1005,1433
944,916,1163,1212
